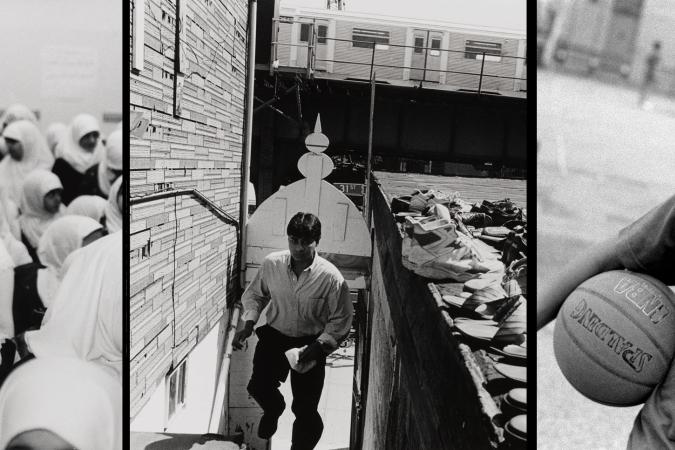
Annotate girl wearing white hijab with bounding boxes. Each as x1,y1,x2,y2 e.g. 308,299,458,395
0,104,37,132
0,121,54,210
79,129,123,199
11,216,105,335
65,194,107,223
52,113,103,205
0,357,122,450
0,105,38,158
44,122,67,156
25,232,122,378
103,176,123,233
0,239,15,338
0,189,29,266
18,170,65,260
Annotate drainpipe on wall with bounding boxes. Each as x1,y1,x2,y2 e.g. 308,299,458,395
239,0,257,290
206,0,257,435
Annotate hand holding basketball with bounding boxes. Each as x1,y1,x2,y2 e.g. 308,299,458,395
553,270,675,406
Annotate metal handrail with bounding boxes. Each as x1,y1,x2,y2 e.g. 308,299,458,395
130,188,239,228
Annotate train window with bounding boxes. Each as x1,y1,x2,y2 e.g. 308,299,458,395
464,40,502,62
414,37,424,54
318,25,327,44
352,28,390,48
300,23,310,42
430,38,441,56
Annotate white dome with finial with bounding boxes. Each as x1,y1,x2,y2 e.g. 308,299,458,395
245,113,371,288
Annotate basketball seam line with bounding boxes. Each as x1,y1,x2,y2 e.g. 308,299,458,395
560,315,654,388
577,286,670,362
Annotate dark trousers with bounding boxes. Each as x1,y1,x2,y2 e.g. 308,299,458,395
247,325,326,450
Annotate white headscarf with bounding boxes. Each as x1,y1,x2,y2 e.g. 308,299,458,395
97,129,123,196
36,215,103,308
66,195,107,222
54,113,103,174
104,176,123,233
0,120,55,207
0,239,15,338
0,357,122,450
0,104,37,132
18,170,65,248
45,122,68,155
25,232,122,378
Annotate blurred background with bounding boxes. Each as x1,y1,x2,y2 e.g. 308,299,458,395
0,0,122,137
537,0,675,448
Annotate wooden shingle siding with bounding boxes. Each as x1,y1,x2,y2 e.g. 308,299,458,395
129,0,247,418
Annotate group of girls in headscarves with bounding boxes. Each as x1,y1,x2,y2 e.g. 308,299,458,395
0,104,123,450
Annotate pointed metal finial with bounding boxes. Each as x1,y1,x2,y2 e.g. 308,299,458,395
314,114,322,133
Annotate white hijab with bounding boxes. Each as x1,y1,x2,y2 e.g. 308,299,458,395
0,239,14,338
97,129,123,196
0,104,37,132
18,169,65,249
45,122,68,155
0,104,37,157
36,215,103,308
0,120,55,207
0,357,122,450
0,192,30,265
55,113,103,174
104,176,123,233
66,194,107,222
25,232,122,378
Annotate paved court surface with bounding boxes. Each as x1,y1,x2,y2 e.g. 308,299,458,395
537,69,675,449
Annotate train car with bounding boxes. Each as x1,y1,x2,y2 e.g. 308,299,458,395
271,5,527,95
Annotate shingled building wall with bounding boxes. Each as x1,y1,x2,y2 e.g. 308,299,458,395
129,0,248,418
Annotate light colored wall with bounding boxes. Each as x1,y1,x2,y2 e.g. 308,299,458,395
0,0,122,136
131,322,223,432
129,0,248,419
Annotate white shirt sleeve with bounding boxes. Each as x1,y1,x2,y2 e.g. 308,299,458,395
240,260,271,324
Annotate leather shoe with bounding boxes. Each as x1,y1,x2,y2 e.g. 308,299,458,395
258,413,280,439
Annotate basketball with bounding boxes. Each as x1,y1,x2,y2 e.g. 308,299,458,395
553,270,675,406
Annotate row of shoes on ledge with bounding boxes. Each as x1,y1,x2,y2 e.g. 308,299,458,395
394,189,526,282
444,261,527,383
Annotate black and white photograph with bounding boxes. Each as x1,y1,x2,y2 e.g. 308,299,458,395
128,0,526,449
0,0,123,449
537,0,675,449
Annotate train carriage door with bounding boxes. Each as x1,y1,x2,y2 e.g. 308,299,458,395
314,20,330,72
295,21,311,68
294,19,329,71
410,29,442,82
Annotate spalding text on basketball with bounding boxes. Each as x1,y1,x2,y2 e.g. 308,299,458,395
614,278,670,324
570,299,654,373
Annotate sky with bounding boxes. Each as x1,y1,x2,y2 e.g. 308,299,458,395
281,0,526,33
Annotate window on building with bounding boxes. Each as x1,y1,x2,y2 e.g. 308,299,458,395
464,40,502,62
352,28,390,48
414,37,424,54
166,359,187,423
300,23,310,43
430,38,441,56
318,25,327,44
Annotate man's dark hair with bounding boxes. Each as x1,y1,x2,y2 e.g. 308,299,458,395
287,212,321,243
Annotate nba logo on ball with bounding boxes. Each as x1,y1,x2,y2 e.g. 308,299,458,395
554,270,675,406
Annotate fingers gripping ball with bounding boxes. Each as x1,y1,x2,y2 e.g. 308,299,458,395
553,270,675,406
